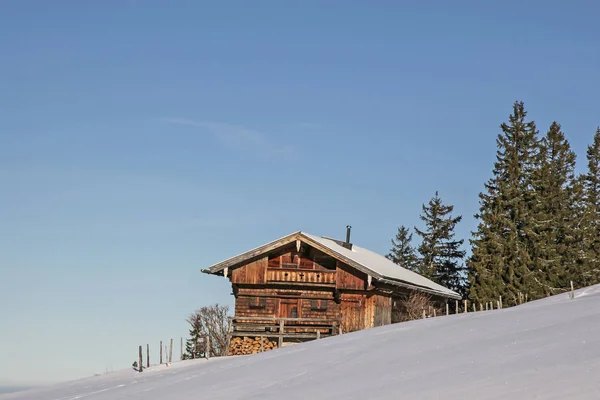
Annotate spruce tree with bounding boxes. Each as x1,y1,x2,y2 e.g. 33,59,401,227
414,191,467,295
386,225,419,272
531,122,579,294
468,101,540,305
580,127,600,286
185,313,203,359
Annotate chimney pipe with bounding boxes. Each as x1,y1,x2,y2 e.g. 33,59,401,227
346,225,352,244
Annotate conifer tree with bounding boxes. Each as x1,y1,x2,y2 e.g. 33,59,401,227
468,101,540,304
185,312,203,359
580,127,600,285
414,191,466,295
386,225,419,272
530,122,579,294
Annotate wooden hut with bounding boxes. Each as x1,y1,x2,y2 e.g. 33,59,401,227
202,227,461,352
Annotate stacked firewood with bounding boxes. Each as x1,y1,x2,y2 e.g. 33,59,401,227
228,337,278,355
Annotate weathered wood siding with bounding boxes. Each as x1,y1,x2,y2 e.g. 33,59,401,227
234,294,278,318
373,294,392,327
232,257,268,285
267,249,335,271
300,298,338,321
234,288,339,321
339,293,366,333
363,295,375,328
336,261,366,290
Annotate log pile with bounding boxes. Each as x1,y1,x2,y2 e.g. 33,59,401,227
228,337,278,355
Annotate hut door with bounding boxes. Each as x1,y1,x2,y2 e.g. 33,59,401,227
279,299,300,319
340,296,363,333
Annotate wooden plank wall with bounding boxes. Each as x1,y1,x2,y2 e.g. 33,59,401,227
235,295,278,318
234,288,339,321
363,295,375,329
300,298,339,321
336,262,366,290
267,250,334,271
373,295,392,327
339,293,365,333
232,257,268,284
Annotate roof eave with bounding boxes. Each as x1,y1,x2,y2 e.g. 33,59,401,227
377,277,462,300
202,231,303,274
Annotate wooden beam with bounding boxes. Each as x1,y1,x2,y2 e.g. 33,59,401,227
296,239,301,252
223,267,228,279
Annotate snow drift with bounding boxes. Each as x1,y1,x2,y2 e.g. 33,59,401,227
4,285,600,399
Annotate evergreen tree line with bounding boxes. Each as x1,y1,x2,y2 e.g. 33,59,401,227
387,101,600,307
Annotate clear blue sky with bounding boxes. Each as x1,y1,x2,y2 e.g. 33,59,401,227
1,0,598,386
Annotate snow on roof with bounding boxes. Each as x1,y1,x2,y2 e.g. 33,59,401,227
300,232,460,299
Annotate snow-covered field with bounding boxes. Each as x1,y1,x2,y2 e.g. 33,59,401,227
4,285,600,399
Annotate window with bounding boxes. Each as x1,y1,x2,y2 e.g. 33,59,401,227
249,297,267,309
310,300,328,311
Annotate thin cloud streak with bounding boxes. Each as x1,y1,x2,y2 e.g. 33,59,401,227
163,118,295,157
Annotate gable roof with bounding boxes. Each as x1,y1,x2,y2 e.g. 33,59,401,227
202,231,461,300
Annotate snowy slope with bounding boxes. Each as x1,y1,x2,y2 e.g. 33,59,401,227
4,285,600,400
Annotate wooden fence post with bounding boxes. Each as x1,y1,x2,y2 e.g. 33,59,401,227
455,300,458,314
160,341,163,364
146,344,149,368
224,317,233,355
138,346,143,373
499,296,503,309
316,330,321,340
570,281,574,299
463,300,467,313
279,320,284,348
446,303,449,316
479,303,483,311
205,335,210,359
433,309,437,317
169,339,173,363
472,303,476,312
422,309,426,319
180,337,183,360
